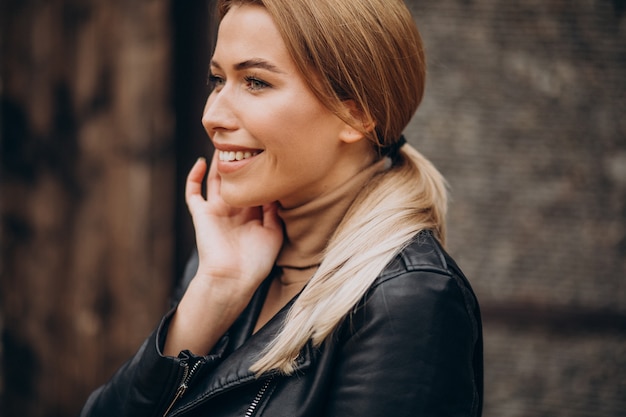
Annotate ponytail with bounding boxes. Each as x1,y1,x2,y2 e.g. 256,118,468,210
251,145,448,374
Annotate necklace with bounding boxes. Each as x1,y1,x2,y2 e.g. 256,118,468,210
276,263,320,286
278,263,321,271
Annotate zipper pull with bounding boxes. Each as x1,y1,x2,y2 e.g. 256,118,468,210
162,358,204,417
162,383,188,417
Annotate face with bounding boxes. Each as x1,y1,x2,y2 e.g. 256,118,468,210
203,4,372,209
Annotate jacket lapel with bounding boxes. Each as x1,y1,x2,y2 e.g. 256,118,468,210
188,289,315,402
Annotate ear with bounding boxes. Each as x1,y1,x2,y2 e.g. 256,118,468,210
338,100,375,144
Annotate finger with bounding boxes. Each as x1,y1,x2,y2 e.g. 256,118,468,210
262,202,283,233
186,157,208,206
206,151,222,201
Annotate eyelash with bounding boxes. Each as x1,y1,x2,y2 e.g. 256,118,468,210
206,74,271,92
207,74,224,90
244,75,271,91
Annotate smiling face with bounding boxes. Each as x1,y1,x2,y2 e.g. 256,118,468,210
202,4,374,209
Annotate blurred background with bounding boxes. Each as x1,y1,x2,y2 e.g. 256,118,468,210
1,0,624,416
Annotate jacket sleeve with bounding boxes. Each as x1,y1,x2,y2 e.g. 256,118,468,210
80,251,225,417
79,311,180,416
325,268,482,417
80,310,226,417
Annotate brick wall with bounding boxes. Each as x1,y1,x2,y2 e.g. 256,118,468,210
403,1,626,416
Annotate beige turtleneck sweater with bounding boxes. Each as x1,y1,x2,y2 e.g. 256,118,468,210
276,159,386,271
254,159,385,332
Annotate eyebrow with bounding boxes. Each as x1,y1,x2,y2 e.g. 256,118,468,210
210,58,285,74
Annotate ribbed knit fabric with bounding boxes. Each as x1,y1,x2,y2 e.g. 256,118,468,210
276,159,385,270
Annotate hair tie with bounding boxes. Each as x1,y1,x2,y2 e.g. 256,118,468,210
383,134,407,162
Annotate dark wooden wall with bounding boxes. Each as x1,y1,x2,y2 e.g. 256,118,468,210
1,1,211,415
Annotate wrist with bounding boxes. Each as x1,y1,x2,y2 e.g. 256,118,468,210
162,274,257,356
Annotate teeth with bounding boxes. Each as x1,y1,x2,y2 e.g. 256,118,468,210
219,150,259,162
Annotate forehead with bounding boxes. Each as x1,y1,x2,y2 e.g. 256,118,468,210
213,5,292,69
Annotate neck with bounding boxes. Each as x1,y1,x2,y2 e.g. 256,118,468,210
276,159,385,270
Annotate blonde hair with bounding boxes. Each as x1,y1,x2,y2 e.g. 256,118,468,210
216,0,447,374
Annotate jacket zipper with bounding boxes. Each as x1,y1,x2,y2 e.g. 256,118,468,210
244,375,276,417
162,358,204,417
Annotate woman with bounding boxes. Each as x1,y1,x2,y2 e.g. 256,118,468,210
81,0,483,416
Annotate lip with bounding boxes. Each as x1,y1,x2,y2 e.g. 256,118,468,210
214,143,263,174
214,143,262,152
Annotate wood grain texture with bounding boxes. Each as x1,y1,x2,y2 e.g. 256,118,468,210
1,1,175,415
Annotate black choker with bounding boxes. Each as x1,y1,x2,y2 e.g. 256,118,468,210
278,263,321,271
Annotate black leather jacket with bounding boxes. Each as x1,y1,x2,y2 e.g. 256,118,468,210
81,230,483,417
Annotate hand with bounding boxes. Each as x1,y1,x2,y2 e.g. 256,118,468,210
185,153,284,297
164,153,283,356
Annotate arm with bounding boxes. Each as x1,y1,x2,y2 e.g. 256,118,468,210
81,155,283,416
80,311,223,417
326,269,482,417
164,155,283,356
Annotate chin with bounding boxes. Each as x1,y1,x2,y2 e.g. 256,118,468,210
220,186,264,208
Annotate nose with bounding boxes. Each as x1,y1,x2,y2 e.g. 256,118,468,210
202,89,238,138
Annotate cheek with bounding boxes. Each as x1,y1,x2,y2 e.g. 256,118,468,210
249,104,311,146
245,89,342,156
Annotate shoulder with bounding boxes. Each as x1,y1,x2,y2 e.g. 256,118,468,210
335,230,483,417
361,230,480,329
378,229,457,281
375,230,474,296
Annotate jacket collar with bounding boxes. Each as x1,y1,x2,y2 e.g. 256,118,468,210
188,282,315,401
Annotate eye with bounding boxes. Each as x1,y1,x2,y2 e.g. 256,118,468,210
207,74,225,91
244,75,271,91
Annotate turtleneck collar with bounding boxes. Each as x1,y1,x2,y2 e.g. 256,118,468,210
276,159,386,269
